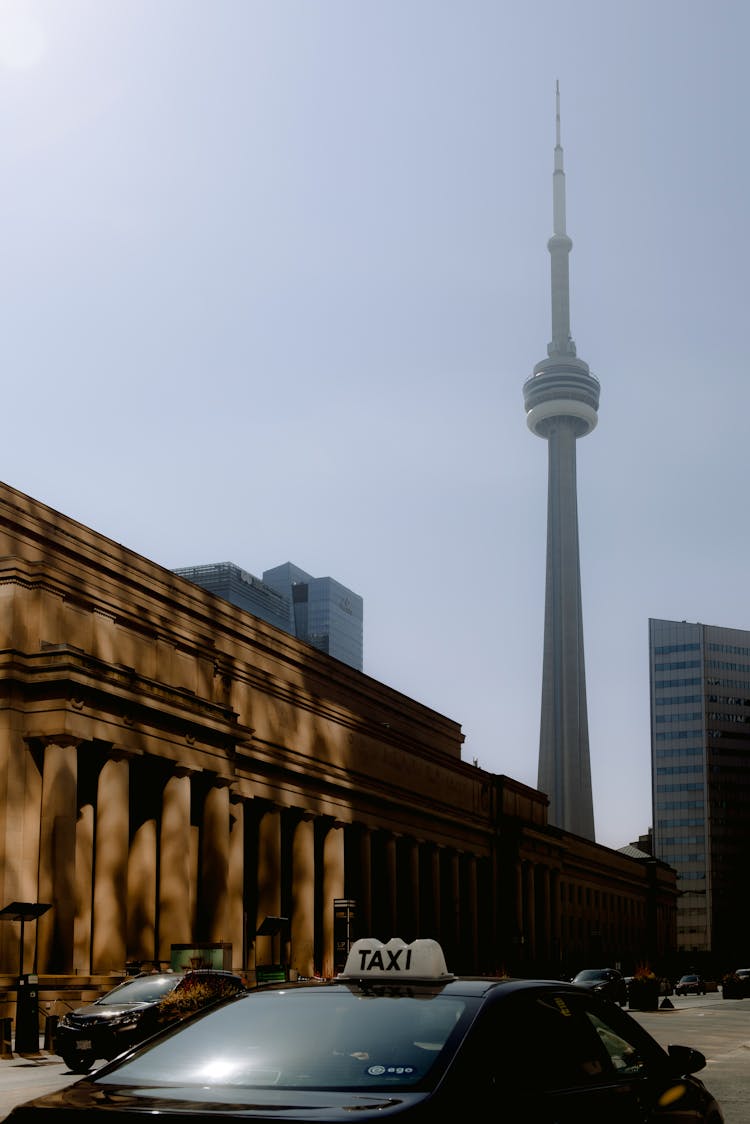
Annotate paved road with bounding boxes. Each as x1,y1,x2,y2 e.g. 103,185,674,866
631,992,750,1123
0,992,747,1121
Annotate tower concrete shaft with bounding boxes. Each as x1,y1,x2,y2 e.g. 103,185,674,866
522,83,599,840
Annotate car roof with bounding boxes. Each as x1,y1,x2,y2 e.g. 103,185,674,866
294,939,627,1001
256,975,585,1003
128,970,243,980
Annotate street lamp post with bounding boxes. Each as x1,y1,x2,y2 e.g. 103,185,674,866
0,902,52,1055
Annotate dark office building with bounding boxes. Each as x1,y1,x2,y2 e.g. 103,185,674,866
173,563,293,633
174,561,363,672
649,617,750,964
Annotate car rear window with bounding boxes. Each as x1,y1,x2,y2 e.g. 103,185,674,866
95,987,473,1091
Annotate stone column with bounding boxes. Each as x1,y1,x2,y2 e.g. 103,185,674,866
127,817,157,964
404,837,420,939
158,769,192,963
428,845,441,940
447,851,460,961
227,798,245,971
37,737,79,973
189,822,199,936
201,780,231,943
384,834,398,938
358,827,373,935
322,823,344,978
542,866,552,964
525,862,537,962
93,755,130,972
465,854,478,971
514,862,524,952
74,802,94,973
2,734,43,973
255,806,282,969
291,815,315,978
551,869,562,967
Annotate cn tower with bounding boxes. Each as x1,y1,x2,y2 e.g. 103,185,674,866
523,83,599,840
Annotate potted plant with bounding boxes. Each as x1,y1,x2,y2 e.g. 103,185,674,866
628,964,659,1011
722,971,741,1000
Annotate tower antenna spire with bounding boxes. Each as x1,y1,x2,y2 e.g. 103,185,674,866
553,79,564,234
549,80,573,355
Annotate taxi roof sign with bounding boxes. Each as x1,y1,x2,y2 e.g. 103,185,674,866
339,937,454,981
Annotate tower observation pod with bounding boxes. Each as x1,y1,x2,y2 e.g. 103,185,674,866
522,83,599,840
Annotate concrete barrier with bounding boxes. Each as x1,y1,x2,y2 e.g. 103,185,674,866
43,1015,58,1054
0,1018,12,1059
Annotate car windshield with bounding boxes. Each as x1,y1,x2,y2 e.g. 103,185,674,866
95,986,473,1091
95,975,180,1005
679,975,698,983
574,970,609,981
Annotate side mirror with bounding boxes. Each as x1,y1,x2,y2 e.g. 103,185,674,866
667,1043,707,1076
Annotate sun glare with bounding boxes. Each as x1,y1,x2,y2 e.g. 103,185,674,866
0,2,47,70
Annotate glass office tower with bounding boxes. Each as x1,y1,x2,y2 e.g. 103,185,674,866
649,617,750,960
263,563,363,672
173,562,293,632
175,561,363,672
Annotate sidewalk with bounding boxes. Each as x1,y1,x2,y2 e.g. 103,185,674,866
0,1042,77,1123
0,1040,60,1067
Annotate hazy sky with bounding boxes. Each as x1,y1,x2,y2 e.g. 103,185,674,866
2,0,748,850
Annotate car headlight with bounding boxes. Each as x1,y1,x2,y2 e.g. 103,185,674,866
107,1015,140,1031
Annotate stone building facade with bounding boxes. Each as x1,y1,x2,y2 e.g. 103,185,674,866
0,482,675,990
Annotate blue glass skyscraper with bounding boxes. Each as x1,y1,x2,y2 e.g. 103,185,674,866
649,616,750,960
263,563,363,671
175,560,363,672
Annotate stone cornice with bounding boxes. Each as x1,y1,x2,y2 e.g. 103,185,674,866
0,552,463,762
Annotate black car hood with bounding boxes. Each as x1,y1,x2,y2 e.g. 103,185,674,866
68,1002,153,1021
11,1081,426,1119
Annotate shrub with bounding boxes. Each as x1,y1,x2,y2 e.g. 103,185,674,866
157,974,243,1020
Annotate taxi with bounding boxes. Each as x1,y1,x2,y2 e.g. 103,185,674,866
7,938,724,1123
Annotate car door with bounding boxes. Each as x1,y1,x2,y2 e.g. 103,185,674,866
516,990,645,1123
471,988,707,1123
575,996,716,1123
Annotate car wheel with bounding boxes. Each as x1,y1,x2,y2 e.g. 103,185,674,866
62,1051,96,1074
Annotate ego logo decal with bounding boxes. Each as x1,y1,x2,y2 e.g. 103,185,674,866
367,1065,415,1076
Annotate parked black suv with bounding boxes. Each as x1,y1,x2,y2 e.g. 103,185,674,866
571,967,628,1005
55,969,246,1073
723,968,750,998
